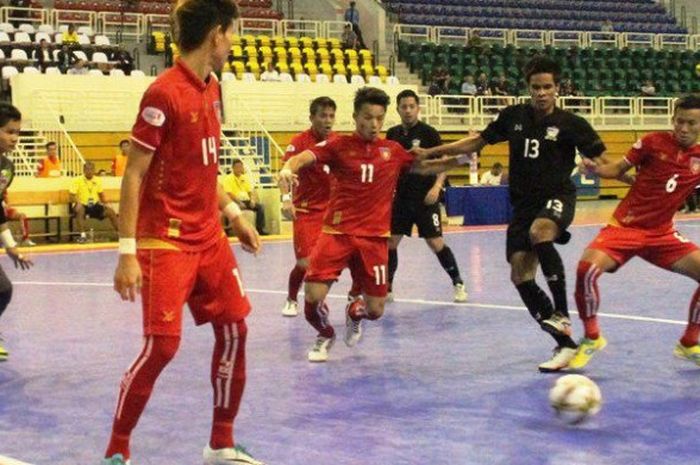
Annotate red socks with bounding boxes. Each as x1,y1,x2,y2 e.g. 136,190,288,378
681,286,700,347
287,265,306,302
304,300,334,338
575,261,602,340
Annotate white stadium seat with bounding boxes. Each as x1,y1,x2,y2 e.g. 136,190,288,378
130,69,146,78
2,65,19,80
221,71,236,81
315,74,329,84
45,66,60,75
94,35,110,47
10,49,29,61
279,72,293,82
241,72,256,82
110,68,125,77
91,52,108,63
350,75,366,85
295,73,311,83
368,75,382,85
333,74,348,84
22,66,40,74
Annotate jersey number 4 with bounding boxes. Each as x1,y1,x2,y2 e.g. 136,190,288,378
523,138,540,159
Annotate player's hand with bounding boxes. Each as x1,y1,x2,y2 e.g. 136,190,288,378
230,215,261,255
6,247,32,270
578,158,598,176
410,146,430,160
424,187,441,205
114,254,142,302
281,199,296,220
277,168,298,191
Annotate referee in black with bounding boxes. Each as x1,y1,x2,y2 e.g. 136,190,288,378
413,56,607,372
386,90,468,303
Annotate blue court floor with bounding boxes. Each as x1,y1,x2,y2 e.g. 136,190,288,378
1,205,699,465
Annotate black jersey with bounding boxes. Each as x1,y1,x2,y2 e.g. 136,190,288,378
481,104,605,203
387,121,442,201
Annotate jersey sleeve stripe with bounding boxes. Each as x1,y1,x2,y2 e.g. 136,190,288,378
130,135,156,152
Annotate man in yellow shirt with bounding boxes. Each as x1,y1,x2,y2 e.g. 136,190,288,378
222,159,267,235
112,139,129,176
69,161,118,243
61,24,79,46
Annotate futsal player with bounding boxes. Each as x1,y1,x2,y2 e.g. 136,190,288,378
104,1,263,464
571,95,700,369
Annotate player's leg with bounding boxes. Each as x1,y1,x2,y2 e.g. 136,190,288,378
284,257,307,317
0,264,12,361
73,203,87,242
530,194,576,334
387,234,402,301
104,249,196,462
347,257,363,300
388,197,412,299
283,213,321,316
104,204,119,231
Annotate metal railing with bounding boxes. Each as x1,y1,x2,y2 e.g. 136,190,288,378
97,11,144,43
11,131,44,177
0,6,49,28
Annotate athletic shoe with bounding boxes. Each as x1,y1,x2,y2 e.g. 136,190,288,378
101,454,131,465
673,342,700,366
538,346,577,373
203,444,265,465
453,283,468,302
569,335,608,369
0,337,7,362
281,299,298,317
540,312,573,337
307,335,335,363
20,239,36,247
344,298,365,347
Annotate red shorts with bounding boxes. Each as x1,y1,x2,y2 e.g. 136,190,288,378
138,236,251,336
306,233,388,297
293,210,325,259
588,225,699,270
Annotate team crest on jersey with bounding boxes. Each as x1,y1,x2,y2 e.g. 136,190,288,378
545,126,559,141
632,139,643,149
286,144,295,152
379,147,391,160
141,106,165,127
690,157,700,174
323,164,330,174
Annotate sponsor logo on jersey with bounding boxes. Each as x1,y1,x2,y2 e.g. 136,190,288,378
286,144,296,152
141,106,166,127
379,147,391,160
545,126,559,141
162,310,175,323
690,157,700,174
514,124,523,132
190,112,199,123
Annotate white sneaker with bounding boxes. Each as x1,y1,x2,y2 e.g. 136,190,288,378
538,346,577,373
453,283,468,302
344,298,365,347
21,239,36,247
101,454,131,465
203,444,265,465
281,299,298,317
307,335,335,362
540,312,573,336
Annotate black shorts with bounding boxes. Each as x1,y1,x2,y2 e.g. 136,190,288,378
505,192,576,261
391,197,442,239
83,203,106,220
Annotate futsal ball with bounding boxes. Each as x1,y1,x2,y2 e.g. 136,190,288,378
549,374,602,424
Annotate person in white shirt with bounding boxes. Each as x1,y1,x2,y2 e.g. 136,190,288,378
480,162,504,186
260,62,280,82
461,74,477,95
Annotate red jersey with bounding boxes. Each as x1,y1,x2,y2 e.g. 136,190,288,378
130,60,223,251
309,133,414,237
613,131,700,231
283,129,336,213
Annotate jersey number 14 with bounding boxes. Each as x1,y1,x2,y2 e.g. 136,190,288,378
201,137,218,166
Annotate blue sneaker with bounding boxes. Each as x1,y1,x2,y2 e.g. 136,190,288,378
102,454,130,465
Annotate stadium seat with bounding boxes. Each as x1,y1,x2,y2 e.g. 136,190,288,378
2,65,19,80
296,72,311,83
315,73,330,83
333,74,348,84
94,35,110,47
241,72,256,82
22,66,39,74
368,75,382,85
350,75,366,85
34,32,52,44
13,32,31,44
10,49,29,62
221,71,236,81
45,66,60,75
0,23,14,34
110,69,125,77
131,69,146,78
279,72,293,82
18,24,35,34
92,52,108,63
37,24,54,34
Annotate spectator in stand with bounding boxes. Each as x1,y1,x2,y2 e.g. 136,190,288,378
67,59,89,75
112,139,129,176
260,61,280,82
467,30,483,48
341,23,358,50
491,74,511,96
476,72,491,96
344,1,366,49
34,39,52,72
112,49,134,75
480,162,504,186
222,159,268,235
641,79,657,97
461,74,477,96
57,44,77,74
62,24,79,46
601,19,614,32
69,161,118,243
36,141,61,177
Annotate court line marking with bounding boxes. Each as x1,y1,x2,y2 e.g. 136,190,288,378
13,280,686,326
0,455,34,465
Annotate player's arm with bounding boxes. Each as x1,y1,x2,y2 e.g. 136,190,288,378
424,172,447,205
580,156,633,182
412,154,470,175
218,183,261,255
114,143,153,302
0,211,32,270
412,132,487,159
278,150,316,191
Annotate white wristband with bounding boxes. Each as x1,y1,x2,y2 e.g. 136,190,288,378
119,237,137,255
223,201,241,220
281,193,292,202
0,229,16,249
455,154,470,165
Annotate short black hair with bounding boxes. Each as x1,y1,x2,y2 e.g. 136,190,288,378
0,103,21,128
232,158,243,166
173,0,240,53
353,87,390,113
523,55,561,84
674,95,700,114
493,162,503,169
310,96,336,116
396,89,419,105
45,141,56,149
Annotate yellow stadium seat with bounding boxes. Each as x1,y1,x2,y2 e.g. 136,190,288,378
315,38,328,50
344,48,358,65
242,35,256,47
347,64,360,76
273,36,286,48
244,45,258,61
170,42,180,59
247,60,261,75
359,49,373,66
316,48,330,64
222,61,231,73
302,47,316,62
286,37,299,49
257,35,271,47
277,61,289,73
333,63,346,75
300,36,314,49
319,62,333,76
259,46,273,60
290,62,304,76
231,61,245,78
375,65,388,78
231,35,241,46
231,45,243,59
330,48,344,65
304,62,318,77
361,63,375,77
328,38,341,49
274,45,287,59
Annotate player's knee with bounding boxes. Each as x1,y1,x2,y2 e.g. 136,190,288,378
426,237,444,253
151,335,180,364
367,299,384,319
575,261,595,293
529,221,557,244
